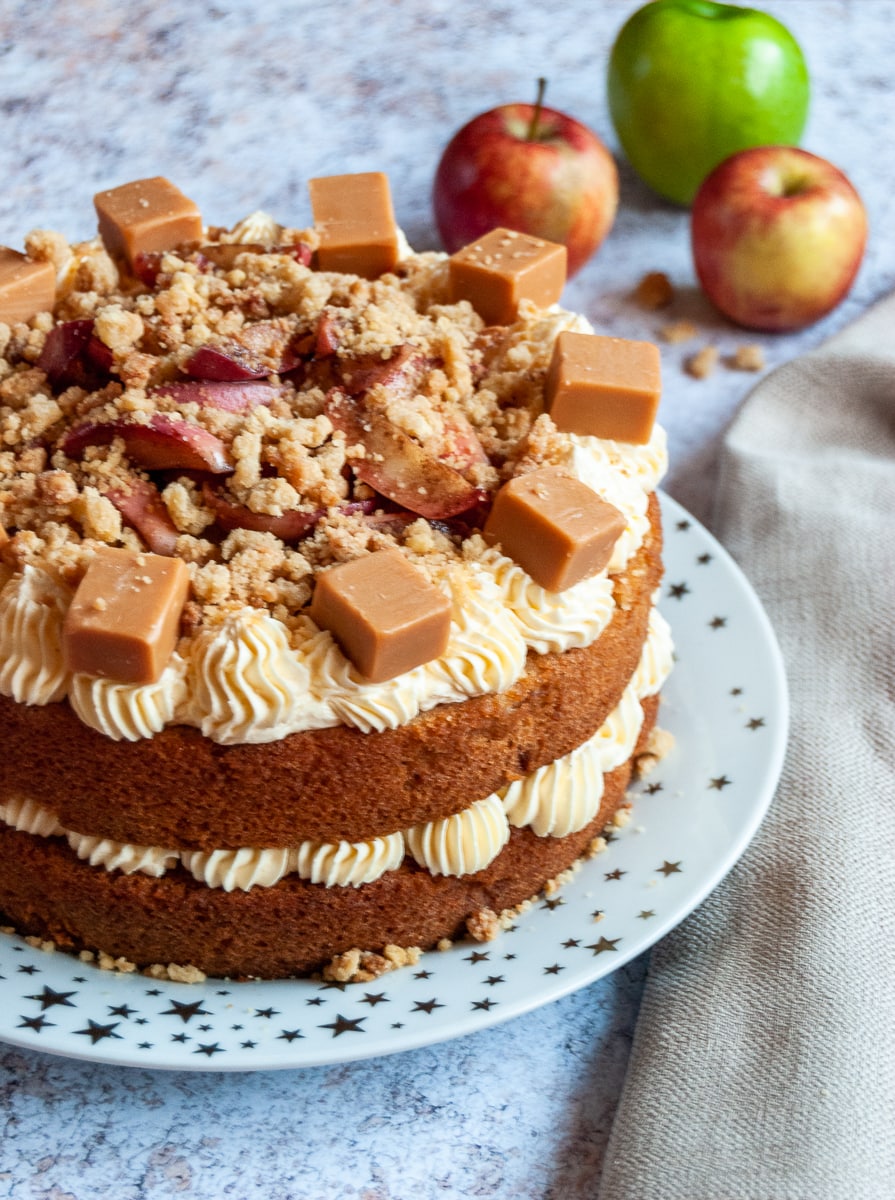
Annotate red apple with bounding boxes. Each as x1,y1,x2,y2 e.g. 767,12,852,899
691,146,867,332
433,80,618,278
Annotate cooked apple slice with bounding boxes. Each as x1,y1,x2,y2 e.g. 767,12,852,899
186,321,301,381
104,476,180,556
314,310,344,357
325,390,487,519
37,319,113,388
201,483,321,539
63,415,234,474
440,413,489,473
184,342,269,381
202,484,374,540
153,379,279,412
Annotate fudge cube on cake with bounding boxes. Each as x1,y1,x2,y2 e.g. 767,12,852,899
308,172,400,279
484,466,626,592
0,247,55,325
63,547,190,684
94,177,203,268
545,331,661,445
310,549,452,682
448,228,567,325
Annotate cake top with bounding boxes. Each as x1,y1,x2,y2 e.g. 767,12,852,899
0,174,667,742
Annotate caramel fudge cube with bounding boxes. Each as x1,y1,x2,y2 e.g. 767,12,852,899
448,228,567,325
310,549,451,683
484,466,626,592
94,177,203,268
64,547,190,685
545,331,661,445
0,247,55,325
308,172,400,279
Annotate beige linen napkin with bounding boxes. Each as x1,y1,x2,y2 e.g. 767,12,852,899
597,294,895,1200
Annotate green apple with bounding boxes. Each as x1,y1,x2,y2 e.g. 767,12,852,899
608,0,810,205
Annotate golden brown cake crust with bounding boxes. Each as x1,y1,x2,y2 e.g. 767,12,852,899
0,721,655,980
0,495,662,848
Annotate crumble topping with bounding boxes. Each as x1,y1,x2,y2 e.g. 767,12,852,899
0,221,596,633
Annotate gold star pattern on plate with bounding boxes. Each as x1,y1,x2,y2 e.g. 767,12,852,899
657,861,682,876
586,937,621,955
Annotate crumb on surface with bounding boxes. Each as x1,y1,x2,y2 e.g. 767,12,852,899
660,319,698,344
727,343,765,372
633,271,674,310
684,345,719,378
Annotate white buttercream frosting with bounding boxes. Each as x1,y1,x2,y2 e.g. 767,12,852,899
500,602,673,837
294,833,405,887
68,654,189,741
0,795,64,838
220,210,282,247
405,793,510,878
470,540,616,655
67,833,178,878
421,564,528,702
0,566,71,705
502,737,606,837
630,607,674,698
182,847,293,892
185,610,310,744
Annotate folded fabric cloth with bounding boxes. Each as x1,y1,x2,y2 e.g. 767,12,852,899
597,294,895,1200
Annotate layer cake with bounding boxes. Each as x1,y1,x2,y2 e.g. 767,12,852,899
0,174,673,980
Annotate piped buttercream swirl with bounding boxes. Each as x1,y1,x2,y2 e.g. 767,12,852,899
0,795,64,838
0,566,71,705
630,607,674,698
405,793,510,878
422,565,527,702
294,833,405,887
471,541,616,655
182,847,293,892
185,610,309,744
502,734,607,838
66,833,178,878
68,655,189,741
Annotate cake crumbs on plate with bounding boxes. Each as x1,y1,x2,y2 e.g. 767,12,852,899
319,942,422,984
24,934,56,953
635,726,676,777
466,907,500,942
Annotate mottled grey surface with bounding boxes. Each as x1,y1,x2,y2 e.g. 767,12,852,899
0,1,893,1196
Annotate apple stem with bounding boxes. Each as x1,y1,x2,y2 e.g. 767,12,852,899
527,77,547,141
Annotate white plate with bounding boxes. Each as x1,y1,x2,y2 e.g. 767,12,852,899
0,493,787,1071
